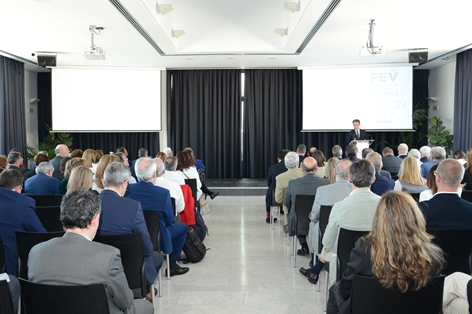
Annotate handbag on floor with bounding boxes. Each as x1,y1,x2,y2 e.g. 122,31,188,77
198,194,211,215
183,226,207,263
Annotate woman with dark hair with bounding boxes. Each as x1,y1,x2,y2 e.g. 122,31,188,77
327,191,445,313
461,150,472,190
313,150,327,178
176,150,203,200
454,150,467,166
184,147,219,199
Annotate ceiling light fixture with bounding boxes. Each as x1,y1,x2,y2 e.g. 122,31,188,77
156,3,173,15
283,2,300,13
274,28,288,37
365,19,383,55
83,25,106,60
172,29,185,38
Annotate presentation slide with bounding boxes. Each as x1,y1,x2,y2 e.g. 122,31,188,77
302,66,413,131
51,68,161,132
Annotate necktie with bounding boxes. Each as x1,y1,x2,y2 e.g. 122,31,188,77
356,131,359,139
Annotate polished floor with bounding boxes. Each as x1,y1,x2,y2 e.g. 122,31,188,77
155,196,328,313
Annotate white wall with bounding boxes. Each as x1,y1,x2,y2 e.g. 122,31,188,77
24,69,38,154
428,61,456,133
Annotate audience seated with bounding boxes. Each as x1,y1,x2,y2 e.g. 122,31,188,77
153,158,185,214
69,148,83,158
49,144,69,176
275,152,303,231
164,156,185,185
52,155,71,181
93,154,120,194
28,190,153,314
365,152,394,196
163,147,173,157
0,169,46,275
332,145,343,161
313,151,327,178
408,148,422,165
265,149,289,223
59,157,87,195
308,147,317,157
454,150,467,166
461,150,472,190
7,151,28,175
82,149,99,175
296,144,307,164
361,148,373,159
67,165,94,193
419,146,431,163
23,152,49,181
393,156,428,194
397,143,408,159
285,157,330,256
184,147,219,200
97,162,163,289
326,191,444,313
324,157,339,184
127,157,189,277
113,151,137,184
300,160,380,285
130,148,148,169
420,146,446,179
156,152,166,161
344,144,359,162
381,147,402,174
0,155,8,170
176,150,203,200
24,162,60,195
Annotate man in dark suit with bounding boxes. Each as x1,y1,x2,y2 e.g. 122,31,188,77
0,169,46,276
127,157,189,277
381,147,402,174
97,162,163,289
7,152,28,175
24,162,60,194
397,143,408,159
285,157,330,256
366,152,394,196
265,149,289,223
345,119,367,147
332,145,343,160
28,190,153,314
418,159,472,231
296,144,307,164
345,144,360,162
49,144,69,176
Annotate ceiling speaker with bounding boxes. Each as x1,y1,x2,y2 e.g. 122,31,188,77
408,49,428,64
37,54,56,67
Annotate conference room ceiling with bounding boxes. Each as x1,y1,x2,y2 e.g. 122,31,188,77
1,0,472,70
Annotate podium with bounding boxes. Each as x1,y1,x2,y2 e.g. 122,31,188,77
349,140,374,159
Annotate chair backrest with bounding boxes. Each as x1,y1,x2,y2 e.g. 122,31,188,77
15,231,65,279
337,228,369,281
318,205,333,254
0,236,6,273
142,210,160,252
351,275,445,314
461,190,472,202
26,194,63,207
430,229,472,275
409,193,420,202
35,206,63,232
185,179,198,209
93,233,146,299
390,172,399,181
294,195,316,236
19,278,109,314
171,197,176,216
0,280,14,314
271,182,282,206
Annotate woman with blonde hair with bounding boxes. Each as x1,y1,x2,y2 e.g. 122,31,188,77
156,152,167,162
393,156,427,193
325,157,339,184
82,149,99,173
59,158,86,194
67,165,94,192
327,191,444,313
93,154,120,193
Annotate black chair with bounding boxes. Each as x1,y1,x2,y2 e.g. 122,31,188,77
337,228,369,282
171,197,176,217
461,190,472,202
25,194,63,207
350,275,445,314
319,205,333,300
93,233,146,299
430,229,472,275
0,236,6,273
0,279,14,314
292,194,315,267
409,193,420,202
15,231,65,279
143,210,169,284
35,206,63,232
390,172,399,181
19,278,109,314
185,179,198,211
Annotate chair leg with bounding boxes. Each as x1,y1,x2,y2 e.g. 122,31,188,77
324,270,329,312
270,206,274,230
317,269,321,292
292,236,296,267
158,270,162,297
166,255,170,280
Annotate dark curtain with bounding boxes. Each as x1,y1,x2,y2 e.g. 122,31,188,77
454,49,472,152
167,70,241,178
0,56,26,155
412,70,429,148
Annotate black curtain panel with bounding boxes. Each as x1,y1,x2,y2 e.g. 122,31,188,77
454,49,472,152
0,56,26,155
167,70,241,179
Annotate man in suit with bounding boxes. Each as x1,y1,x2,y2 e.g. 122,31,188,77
397,143,408,159
296,144,307,164
284,157,330,256
345,119,367,147
418,159,472,231
300,160,380,285
7,152,28,175
28,190,153,314
420,146,431,163
97,162,162,289
49,144,69,176
345,144,360,162
366,152,394,196
382,147,402,174
420,146,446,179
0,169,46,275
332,145,343,160
24,162,60,194
275,152,303,231
130,148,148,170
265,149,289,223
127,157,189,277
306,159,352,262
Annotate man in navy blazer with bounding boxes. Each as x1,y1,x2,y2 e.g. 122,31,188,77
97,162,162,288
0,169,46,275
265,149,289,223
24,162,60,194
418,159,472,231
127,158,189,277
345,119,367,147
366,152,394,196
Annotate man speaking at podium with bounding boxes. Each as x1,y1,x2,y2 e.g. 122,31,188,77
345,119,367,147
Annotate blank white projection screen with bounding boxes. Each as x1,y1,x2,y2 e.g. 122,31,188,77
302,66,413,131
52,68,161,132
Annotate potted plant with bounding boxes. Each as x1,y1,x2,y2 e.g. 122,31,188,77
426,116,453,156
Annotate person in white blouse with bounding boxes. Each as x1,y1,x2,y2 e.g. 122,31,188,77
176,150,203,200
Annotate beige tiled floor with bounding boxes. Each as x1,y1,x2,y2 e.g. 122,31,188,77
154,196,328,313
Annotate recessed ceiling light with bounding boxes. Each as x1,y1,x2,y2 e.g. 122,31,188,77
227,57,235,60
185,58,193,60
268,57,277,59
